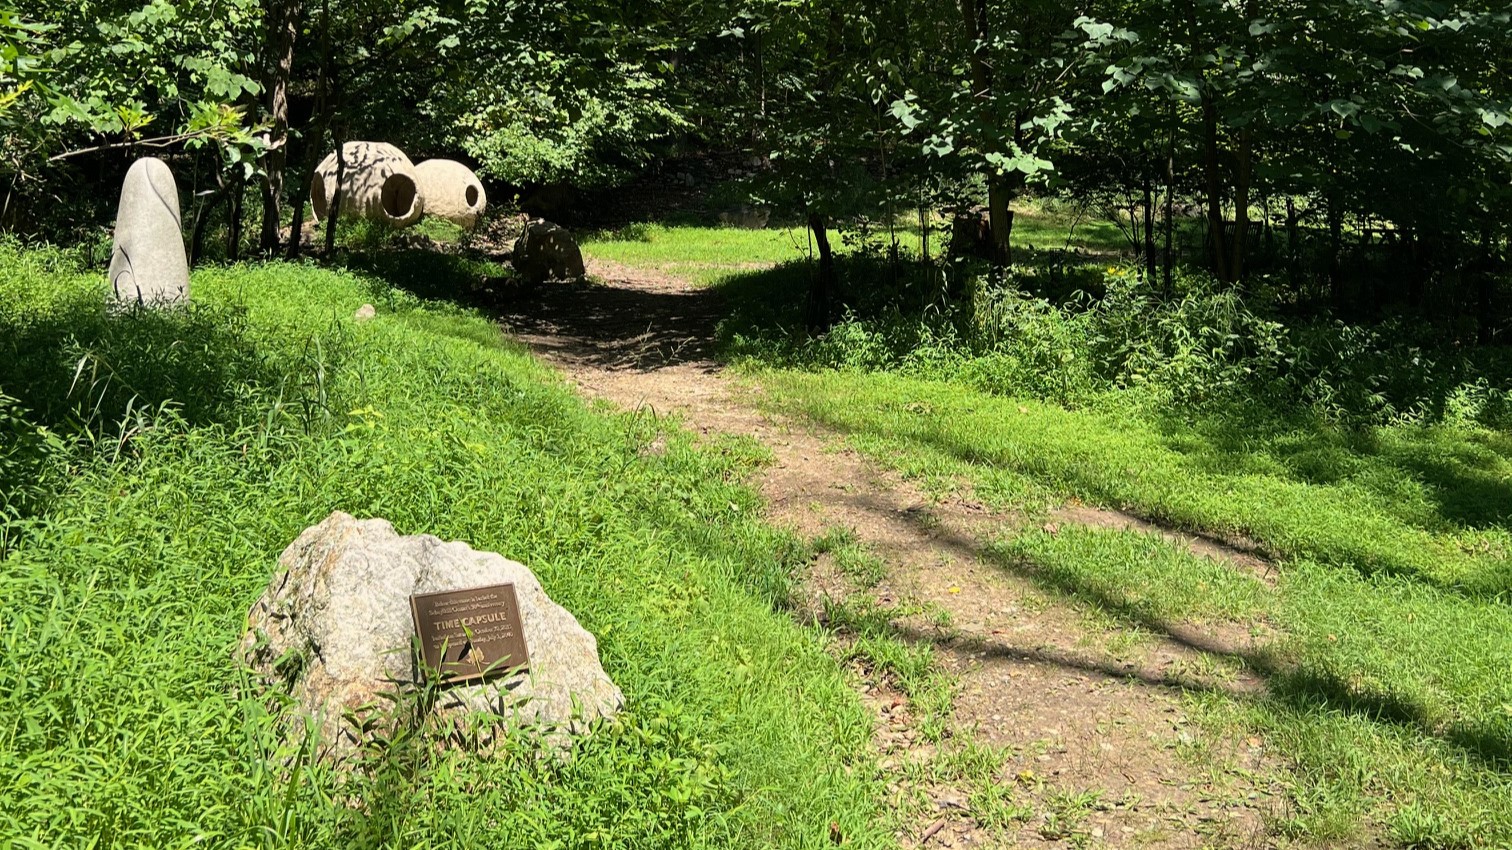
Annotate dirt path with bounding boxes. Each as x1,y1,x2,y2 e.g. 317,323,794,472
497,257,1285,849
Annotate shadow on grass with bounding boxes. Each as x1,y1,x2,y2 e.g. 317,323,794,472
807,481,1512,779
349,249,727,373
0,288,338,522
0,294,294,436
711,259,1512,595
1156,402,1512,535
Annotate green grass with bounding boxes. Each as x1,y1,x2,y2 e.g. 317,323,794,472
582,223,816,285
995,525,1272,626
578,203,1120,287
575,218,1512,847
0,241,889,848
736,369,1512,846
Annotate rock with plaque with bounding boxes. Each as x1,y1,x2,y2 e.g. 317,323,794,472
410,583,531,684
242,512,622,763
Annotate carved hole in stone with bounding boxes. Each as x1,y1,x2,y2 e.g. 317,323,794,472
381,173,418,221
465,185,480,209
311,174,329,221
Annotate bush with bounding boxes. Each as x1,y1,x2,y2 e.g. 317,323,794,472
726,253,1512,428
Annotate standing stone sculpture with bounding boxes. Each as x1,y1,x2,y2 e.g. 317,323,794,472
109,158,190,306
242,511,622,763
414,159,487,228
511,219,586,284
310,141,424,228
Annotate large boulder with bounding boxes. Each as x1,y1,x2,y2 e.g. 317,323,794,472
310,141,424,228
511,219,586,284
414,159,487,228
242,512,622,761
108,158,190,306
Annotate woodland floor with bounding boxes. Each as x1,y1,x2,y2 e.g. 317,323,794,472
495,256,1296,849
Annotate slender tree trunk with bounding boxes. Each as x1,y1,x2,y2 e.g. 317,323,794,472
1229,127,1252,282
324,122,346,254
961,0,1012,266
284,120,322,259
227,175,244,261
1142,169,1156,283
1285,196,1299,293
1199,85,1229,281
1406,226,1424,312
1477,225,1496,345
259,0,302,253
288,0,334,259
806,212,836,333
1327,195,1344,310
1163,113,1176,295
191,177,236,265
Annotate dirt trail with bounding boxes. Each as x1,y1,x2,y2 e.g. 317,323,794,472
497,257,1285,849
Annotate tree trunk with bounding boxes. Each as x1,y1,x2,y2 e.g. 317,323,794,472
1229,127,1252,282
288,0,332,259
1285,196,1299,293
227,175,244,261
191,177,236,265
987,178,1014,266
259,0,302,253
1199,85,1229,281
324,123,346,254
1327,195,1344,310
806,212,836,333
1163,113,1176,295
1142,170,1156,283
961,0,1012,266
1477,225,1496,346
284,123,321,259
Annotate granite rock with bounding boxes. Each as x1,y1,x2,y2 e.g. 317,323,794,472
242,512,622,761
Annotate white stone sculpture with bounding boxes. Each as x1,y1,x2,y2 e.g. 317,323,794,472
109,158,190,306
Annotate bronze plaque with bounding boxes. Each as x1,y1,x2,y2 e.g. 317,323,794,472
410,583,530,685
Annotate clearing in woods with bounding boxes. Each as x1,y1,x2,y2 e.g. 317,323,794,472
495,249,1286,849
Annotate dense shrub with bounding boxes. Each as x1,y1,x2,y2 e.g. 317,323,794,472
722,253,1512,428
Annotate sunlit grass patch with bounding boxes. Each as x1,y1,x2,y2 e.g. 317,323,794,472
0,245,890,848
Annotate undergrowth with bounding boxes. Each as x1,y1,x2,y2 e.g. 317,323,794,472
718,253,1512,431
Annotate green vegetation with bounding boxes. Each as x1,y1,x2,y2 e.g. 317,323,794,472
4,0,1509,843
0,241,887,847
583,224,819,285
615,219,1512,844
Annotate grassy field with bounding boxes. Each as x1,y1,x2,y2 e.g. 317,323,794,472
749,369,1512,843
577,213,1512,848
0,241,888,848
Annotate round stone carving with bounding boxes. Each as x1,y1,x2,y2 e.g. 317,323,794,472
414,159,487,228
310,142,424,227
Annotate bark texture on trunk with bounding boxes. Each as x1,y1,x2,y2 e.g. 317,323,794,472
259,0,301,253
961,0,1014,266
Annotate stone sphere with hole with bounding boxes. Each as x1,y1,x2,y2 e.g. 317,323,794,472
414,159,487,228
310,141,424,228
